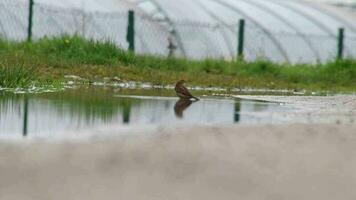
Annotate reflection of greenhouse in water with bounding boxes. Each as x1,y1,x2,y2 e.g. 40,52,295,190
1,0,356,63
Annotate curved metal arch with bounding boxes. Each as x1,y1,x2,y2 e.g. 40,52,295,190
213,0,290,62
0,7,10,38
197,24,222,58
137,32,151,53
305,3,356,56
270,0,352,55
269,0,334,36
306,2,356,34
1,3,27,39
240,0,321,61
14,4,28,35
194,0,236,58
134,17,169,54
131,0,187,57
0,22,6,38
35,4,72,38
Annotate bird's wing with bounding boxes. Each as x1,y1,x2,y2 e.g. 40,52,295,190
180,86,194,97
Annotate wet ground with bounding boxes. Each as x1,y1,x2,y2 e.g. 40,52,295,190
0,86,294,138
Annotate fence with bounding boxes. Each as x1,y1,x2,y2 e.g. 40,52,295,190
1,0,356,64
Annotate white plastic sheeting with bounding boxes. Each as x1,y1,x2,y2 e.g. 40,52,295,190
1,0,356,63
131,0,356,63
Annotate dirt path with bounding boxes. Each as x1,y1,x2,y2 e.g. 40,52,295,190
0,123,356,200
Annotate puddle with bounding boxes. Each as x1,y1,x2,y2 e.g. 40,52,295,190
0,87,293,138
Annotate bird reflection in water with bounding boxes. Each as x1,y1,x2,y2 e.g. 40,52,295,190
174,99,194,118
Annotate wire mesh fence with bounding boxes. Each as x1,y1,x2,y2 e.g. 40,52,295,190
1,0,356,63
0,0,29,40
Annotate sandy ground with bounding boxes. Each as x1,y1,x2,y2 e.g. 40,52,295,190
0,95,356,200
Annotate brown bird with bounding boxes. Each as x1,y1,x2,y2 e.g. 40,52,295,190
175,80,199,100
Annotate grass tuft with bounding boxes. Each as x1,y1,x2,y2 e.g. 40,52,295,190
0,65,35,88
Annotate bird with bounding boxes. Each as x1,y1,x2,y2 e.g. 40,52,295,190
175,80,199,101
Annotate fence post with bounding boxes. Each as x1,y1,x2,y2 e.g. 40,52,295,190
123,104,131,124
127,10,135,52
23,96,28,137
27,0,34,42
237,19,245,60
337,27,344,60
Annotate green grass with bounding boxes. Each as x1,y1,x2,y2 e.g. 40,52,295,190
0,64,34,88
0,35,355,92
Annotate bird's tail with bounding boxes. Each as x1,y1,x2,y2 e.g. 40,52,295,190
192,96,200,101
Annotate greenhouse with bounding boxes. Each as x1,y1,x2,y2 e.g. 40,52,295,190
1,0,356,63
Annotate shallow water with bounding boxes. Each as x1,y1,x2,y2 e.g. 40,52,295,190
0,86,292,138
